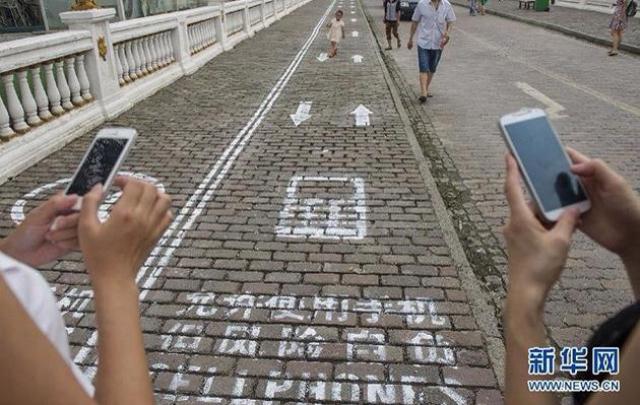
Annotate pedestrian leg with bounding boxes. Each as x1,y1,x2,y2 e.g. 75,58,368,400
419,73,428,99
393,22,401,48
385,23,393,50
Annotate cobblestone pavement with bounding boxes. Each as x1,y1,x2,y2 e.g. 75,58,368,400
363,0,640,350
0,0,505,403
452,0,639,50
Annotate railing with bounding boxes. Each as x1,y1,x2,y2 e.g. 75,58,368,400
0,0,311,184
0,31,94,138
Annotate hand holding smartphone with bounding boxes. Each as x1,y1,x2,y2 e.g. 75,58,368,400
65,127,137,211
499,109,590,222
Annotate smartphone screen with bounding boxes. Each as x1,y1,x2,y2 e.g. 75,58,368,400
505,116,587,212
67,137,130,196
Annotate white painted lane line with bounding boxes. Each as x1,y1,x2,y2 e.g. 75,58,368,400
290,101,312,126
351,18,357,22
73,0,338,367
515,82,567,119
140,0,338,291
351,30,359,37
351,104,372,126
352,54,363,63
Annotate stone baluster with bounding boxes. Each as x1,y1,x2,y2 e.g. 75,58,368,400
188,26,194,54
43,62,64,115
138,39,150,76
76,54,93,102
0,95,16,138
114,44,125,85
1,73,29,133
143,37,154,73
155,34,164,66
196,24,202,51
65,56,83,106
148,36,159,71
125,41,138,80
16,70,41,126
30,66,53,121
118,44,131,83
55,60,74,110
166,32,175,63
132,39,144,77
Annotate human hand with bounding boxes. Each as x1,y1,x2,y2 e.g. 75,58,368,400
503,154,580,308
440,34,450,48
0,194,80,267
407,39,413,50
78,176,172,289
568,148,640,260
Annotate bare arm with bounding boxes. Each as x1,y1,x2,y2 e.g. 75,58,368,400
503,154,578,405
407,21,418,49
505,290,558,405
445,21,454,35
0,276,95,405
79,178,171,404
587,323,640,404
92,279,154,404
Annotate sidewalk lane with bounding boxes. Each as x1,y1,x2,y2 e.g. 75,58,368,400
0,0,504,403
363,0,640,350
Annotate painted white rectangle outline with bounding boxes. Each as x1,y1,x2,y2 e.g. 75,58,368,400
275,175,367,240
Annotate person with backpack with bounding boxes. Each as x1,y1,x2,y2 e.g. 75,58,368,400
608,0,631,56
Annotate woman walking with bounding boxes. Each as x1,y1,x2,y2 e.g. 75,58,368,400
609,0,628,56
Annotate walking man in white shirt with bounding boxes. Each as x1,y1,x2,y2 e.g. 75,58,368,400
407,0,456,103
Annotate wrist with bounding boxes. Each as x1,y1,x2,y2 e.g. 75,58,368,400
89,263,139,292
505,290,546,331
506,281,548,316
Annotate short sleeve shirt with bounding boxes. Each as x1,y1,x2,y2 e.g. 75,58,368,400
0,252,94,396
411,0,456,50
384,0,401,21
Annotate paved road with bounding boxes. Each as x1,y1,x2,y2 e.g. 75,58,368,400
0,0,504,403
454,0,640,51
364,0,640,350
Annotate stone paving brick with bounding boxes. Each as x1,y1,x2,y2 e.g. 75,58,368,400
236,358,284,377
334,362,385,381
443,366,498,387
285,361,333,380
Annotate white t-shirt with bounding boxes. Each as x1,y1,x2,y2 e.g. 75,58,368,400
0,252,94,396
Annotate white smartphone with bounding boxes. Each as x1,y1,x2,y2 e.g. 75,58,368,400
65,127,137,211
499,108,590,222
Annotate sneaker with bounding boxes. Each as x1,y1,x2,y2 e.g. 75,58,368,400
419,96,427,104
397,39,401,48
385,46,392,50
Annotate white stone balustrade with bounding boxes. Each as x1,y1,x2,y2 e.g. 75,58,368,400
0,0,309,185
0,32,94,139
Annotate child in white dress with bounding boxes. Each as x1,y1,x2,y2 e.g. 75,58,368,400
327,10,345,58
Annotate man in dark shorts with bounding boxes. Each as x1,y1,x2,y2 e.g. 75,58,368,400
407,0,456,103
383,0,401,50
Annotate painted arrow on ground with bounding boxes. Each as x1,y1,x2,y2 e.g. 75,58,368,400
515,82,567,119
351,104,372,127
317,52,329,62
290,101,312,126
352,54,363,63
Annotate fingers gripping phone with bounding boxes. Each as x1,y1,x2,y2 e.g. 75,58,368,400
65,127,137,211
499,109,590,222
